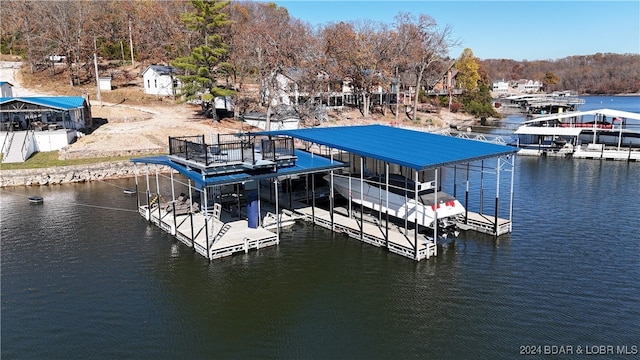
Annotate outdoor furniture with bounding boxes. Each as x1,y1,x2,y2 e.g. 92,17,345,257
30,121,44,131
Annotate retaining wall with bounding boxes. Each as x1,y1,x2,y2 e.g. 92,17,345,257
0,161,169,187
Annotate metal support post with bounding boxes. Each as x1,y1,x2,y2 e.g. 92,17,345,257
494,158,501,235
275,179,280,244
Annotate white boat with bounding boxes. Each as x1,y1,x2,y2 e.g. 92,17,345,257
325,173,465,236
514,108,640,159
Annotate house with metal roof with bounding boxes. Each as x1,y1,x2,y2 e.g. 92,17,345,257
0,95,91,163
141,65,181,96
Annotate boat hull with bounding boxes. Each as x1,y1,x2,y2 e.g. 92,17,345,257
326,175,465,230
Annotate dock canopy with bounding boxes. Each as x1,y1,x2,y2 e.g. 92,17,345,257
132,149,345,188
261,124,518,170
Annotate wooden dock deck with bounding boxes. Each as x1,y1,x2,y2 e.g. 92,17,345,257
139,191,509,262
279,199,437,260
140,204,278,260
457,211,511,236
259,187,437,261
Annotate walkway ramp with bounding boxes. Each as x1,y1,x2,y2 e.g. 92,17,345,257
2,131,29,163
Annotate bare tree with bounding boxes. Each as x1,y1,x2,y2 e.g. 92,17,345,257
242,3,310,129
3,1,47,73
394,13,457,121
321,20,394,118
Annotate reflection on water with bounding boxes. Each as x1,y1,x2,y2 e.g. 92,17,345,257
2,155,639,359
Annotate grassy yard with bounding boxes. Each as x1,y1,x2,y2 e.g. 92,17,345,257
0,151,134,170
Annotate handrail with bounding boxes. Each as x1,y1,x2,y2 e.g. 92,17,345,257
1,132,14,158
20,129,34,161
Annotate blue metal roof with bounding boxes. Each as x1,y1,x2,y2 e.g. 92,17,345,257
262,124,518,170
131,149,344,188
0,96,87,110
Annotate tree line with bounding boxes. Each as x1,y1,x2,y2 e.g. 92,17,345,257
1,0,479,120
2,0,634,123
481,53,640,95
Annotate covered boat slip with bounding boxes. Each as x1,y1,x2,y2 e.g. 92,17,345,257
260,188,437,260
264,125,518,252
132,124,518,262
515,108,640,160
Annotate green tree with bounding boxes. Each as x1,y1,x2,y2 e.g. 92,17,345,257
543,71,560,91
455,48,480,91
458,51,499,118
461,83,499,118
172,0,233,101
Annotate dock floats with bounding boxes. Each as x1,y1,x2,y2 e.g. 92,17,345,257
138,188,510,262
142,204,278,260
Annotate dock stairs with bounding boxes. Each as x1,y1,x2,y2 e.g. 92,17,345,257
211,223,231,244
209,204,231,245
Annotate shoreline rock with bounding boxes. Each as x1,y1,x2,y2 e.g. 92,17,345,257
0,161,170,187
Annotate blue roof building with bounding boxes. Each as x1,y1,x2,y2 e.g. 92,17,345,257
0,96,91,130
0,95,92,162
263,124,517,170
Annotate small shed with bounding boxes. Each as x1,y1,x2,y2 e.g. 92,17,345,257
0,82,13,97
98,77,112,91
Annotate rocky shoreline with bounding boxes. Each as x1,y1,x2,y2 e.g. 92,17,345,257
0,161,169,187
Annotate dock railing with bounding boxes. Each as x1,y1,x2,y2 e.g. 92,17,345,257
1,131,14,158
260,137,295,161
169,135,204,158
169,134,295,166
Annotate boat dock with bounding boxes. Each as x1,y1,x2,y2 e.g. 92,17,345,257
142,201,279,259
286,198,437,260
139,188,441,261
514,109,640,162
131,125,518,262
496,92,585,115
457,212,511,236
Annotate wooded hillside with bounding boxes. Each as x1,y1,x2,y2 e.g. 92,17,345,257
2,0,637,98
481,54,640,94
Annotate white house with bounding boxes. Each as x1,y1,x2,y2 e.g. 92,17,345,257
516,79,543,93
0,81,13,97
492,80,510,95
262,72,298,107
141,65,181,96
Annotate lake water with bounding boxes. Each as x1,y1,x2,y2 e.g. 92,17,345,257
2,97,639,359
